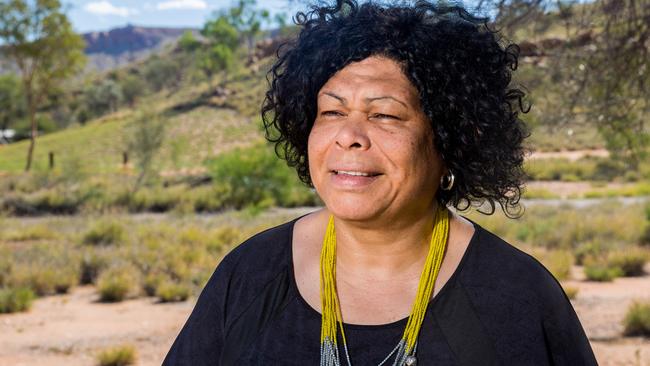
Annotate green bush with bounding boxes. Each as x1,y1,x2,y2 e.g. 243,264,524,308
0,287,35,313
204,143,317,209
29,188,84,214
96,344,137,366
622,301,650,337
607,250,648,277
10,266,57,296
7,244,80,296
128,187,183,213
83,220,126,246
97,266,138,302
574,241,609,266
206,226,242,253
80,250,110,285
143,272,166,297
52,268,79,294
584,261,623,282
178,184,228,213
156,281,190,302
3,225,58,241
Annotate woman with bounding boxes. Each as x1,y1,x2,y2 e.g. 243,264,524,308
164,1,598,365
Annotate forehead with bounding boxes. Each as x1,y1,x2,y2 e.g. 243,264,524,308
318,56,419,101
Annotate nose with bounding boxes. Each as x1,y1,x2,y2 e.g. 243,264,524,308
335,113,371,150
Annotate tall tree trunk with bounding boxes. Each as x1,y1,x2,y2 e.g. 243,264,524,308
24,91,37,172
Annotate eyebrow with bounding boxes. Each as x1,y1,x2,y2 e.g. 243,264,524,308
319,92,407,108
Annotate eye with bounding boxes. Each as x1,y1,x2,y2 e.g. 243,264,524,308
321,110,344,117
372,113,399,120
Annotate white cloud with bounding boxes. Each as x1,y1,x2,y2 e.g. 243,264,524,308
156,0,208,10
84,1,138,17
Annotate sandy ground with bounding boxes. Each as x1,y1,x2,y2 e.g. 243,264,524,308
1,265,649,365
0,287,192,366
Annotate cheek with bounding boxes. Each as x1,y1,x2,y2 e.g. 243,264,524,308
307,126,328,176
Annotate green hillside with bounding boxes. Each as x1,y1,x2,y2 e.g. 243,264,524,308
0,64,268,175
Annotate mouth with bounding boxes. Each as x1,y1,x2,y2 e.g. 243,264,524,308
331,170,382,177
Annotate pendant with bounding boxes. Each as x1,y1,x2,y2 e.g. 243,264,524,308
405,356,417,366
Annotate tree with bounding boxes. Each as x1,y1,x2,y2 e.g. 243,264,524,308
531,0,650,166
0,74,26,142
127,110,166,191
0,0,86,171
225,0,271,62
119,74,146,108
84,79,123,117
144,55,181,92
199,16,238,91
178,30,200,52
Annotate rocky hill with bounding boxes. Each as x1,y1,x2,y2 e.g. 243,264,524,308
82,25,199,71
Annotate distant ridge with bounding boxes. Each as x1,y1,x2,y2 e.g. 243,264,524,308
82,24,199,70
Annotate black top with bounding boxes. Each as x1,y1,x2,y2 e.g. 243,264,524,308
163,215,598,366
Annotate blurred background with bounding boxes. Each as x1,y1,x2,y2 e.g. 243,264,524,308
0,0,648,365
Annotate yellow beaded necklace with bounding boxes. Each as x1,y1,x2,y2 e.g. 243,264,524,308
319,205,450,366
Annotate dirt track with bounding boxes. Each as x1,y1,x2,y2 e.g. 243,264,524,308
1,265,649,365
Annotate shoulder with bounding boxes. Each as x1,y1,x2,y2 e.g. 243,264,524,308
460,221,569,311
218,217,298,280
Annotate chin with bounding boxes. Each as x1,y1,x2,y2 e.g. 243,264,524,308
324,196,385,222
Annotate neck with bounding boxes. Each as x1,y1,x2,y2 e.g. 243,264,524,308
330,202,442,280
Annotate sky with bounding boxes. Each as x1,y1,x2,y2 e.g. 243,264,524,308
65,0,304,33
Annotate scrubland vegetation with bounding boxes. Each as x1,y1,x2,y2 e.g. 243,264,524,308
96,344,137,366
0,201,647,315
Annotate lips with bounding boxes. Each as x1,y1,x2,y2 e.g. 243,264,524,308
332,169,381,177
329,168,382,188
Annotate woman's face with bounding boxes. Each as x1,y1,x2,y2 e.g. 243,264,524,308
308,55,444,223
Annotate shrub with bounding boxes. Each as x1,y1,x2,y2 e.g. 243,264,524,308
7,244,80,296
607,249,648,277
546,250,573,281
4,225,58,241
204,143,315,209
96,344,137,366
97,265,138,302
622,301,650,337
0,287,35,313
80,250,110,285
563,286,579,300
584,261,623,282
52,268,79,294
29,188,84,214
532,249,573,281
186,185,228,213
143,272,166,297
522,187,558,199
524,158,597,182
641,226,650,247
10,266,57,296
83,220,126,246
156,281,190,302
574,241,608,266
127,186,184,213
0,250,12,286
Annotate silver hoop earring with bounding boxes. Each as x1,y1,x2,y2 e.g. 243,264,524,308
440,172,454,191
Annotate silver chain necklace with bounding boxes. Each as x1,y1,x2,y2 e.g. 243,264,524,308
335,336,419,366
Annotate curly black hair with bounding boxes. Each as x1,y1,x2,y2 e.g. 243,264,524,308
261,0,530,217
